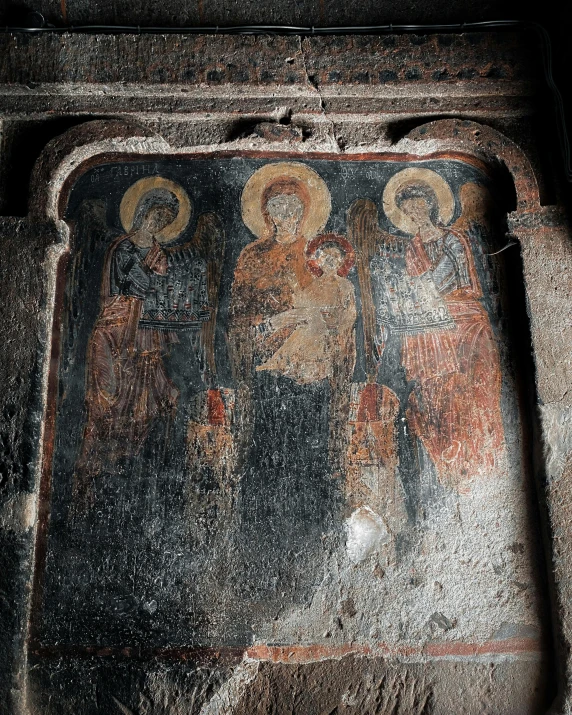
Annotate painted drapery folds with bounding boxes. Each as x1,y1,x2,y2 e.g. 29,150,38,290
33,154,539,651
74,177,223,506
349,168,504,494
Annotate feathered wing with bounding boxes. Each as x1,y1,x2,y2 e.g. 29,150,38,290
347,198,388,380
191,212,226,379
453,182,495,236
68,199,115,355
452,181,497,314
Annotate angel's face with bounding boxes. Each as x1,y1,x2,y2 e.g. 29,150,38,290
399,197,433,231
142,205,176,236
266,194,304,243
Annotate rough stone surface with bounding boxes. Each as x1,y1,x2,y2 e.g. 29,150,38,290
27,654,554,714
232,657,552,715
0,0,535,28
0,219,59,715
0,28,569,715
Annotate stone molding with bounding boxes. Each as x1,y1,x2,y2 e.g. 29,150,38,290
0,29,569,715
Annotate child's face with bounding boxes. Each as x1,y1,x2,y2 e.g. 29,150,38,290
316,246,344,275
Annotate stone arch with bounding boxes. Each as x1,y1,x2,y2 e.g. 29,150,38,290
28,119,168,224
400,118,543,213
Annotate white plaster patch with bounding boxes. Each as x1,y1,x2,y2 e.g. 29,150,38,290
540,403,572,480
345,506,390,564
199,659,259,715
0,492,37,532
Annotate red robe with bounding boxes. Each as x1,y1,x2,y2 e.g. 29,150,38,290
76,236,179,489
403,231,504,490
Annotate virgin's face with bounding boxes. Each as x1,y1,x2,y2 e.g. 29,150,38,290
399,196,433,231
266,194,304,243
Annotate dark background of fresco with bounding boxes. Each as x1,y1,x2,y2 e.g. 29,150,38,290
37,156,514,647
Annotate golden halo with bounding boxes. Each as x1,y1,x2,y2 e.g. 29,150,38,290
241,162,331,239
382,167,455,235
119,176,192,243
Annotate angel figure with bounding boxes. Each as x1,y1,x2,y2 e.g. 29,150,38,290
75,176,224,505
349,167,505,493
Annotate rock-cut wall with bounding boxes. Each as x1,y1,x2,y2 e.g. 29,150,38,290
0,30,568,715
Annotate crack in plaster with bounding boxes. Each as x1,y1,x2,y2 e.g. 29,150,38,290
298,37,343,152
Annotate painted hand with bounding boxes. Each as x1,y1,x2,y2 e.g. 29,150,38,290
146,241,168,275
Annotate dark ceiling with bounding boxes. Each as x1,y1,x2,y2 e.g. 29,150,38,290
0,0,556,27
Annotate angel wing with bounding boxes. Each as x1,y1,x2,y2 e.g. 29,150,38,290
167,212,225,379
453,182,495,236
347,198,392,380
67,198,115,354
452,182,497,315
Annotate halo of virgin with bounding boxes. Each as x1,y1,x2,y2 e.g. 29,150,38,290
241,161,331,239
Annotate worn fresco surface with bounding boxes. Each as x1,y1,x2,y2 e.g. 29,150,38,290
32,155,546,653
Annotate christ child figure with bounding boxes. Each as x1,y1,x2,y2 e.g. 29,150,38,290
256,233,356,386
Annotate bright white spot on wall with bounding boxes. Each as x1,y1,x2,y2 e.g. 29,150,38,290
345,506,390,564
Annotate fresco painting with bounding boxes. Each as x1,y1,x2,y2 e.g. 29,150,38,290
33,154,533,650
74,177,226,510
349,167,504,495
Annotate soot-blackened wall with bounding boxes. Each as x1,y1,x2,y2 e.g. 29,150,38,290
0,29,570,715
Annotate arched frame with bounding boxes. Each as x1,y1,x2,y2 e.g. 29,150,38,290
22,117,572,713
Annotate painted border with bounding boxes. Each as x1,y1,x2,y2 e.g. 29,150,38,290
28,144,544,664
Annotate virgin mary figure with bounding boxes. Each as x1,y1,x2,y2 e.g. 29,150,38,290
228,163,348,601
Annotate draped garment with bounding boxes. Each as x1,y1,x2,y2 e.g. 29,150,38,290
76,236,179,483
403,230,504,489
